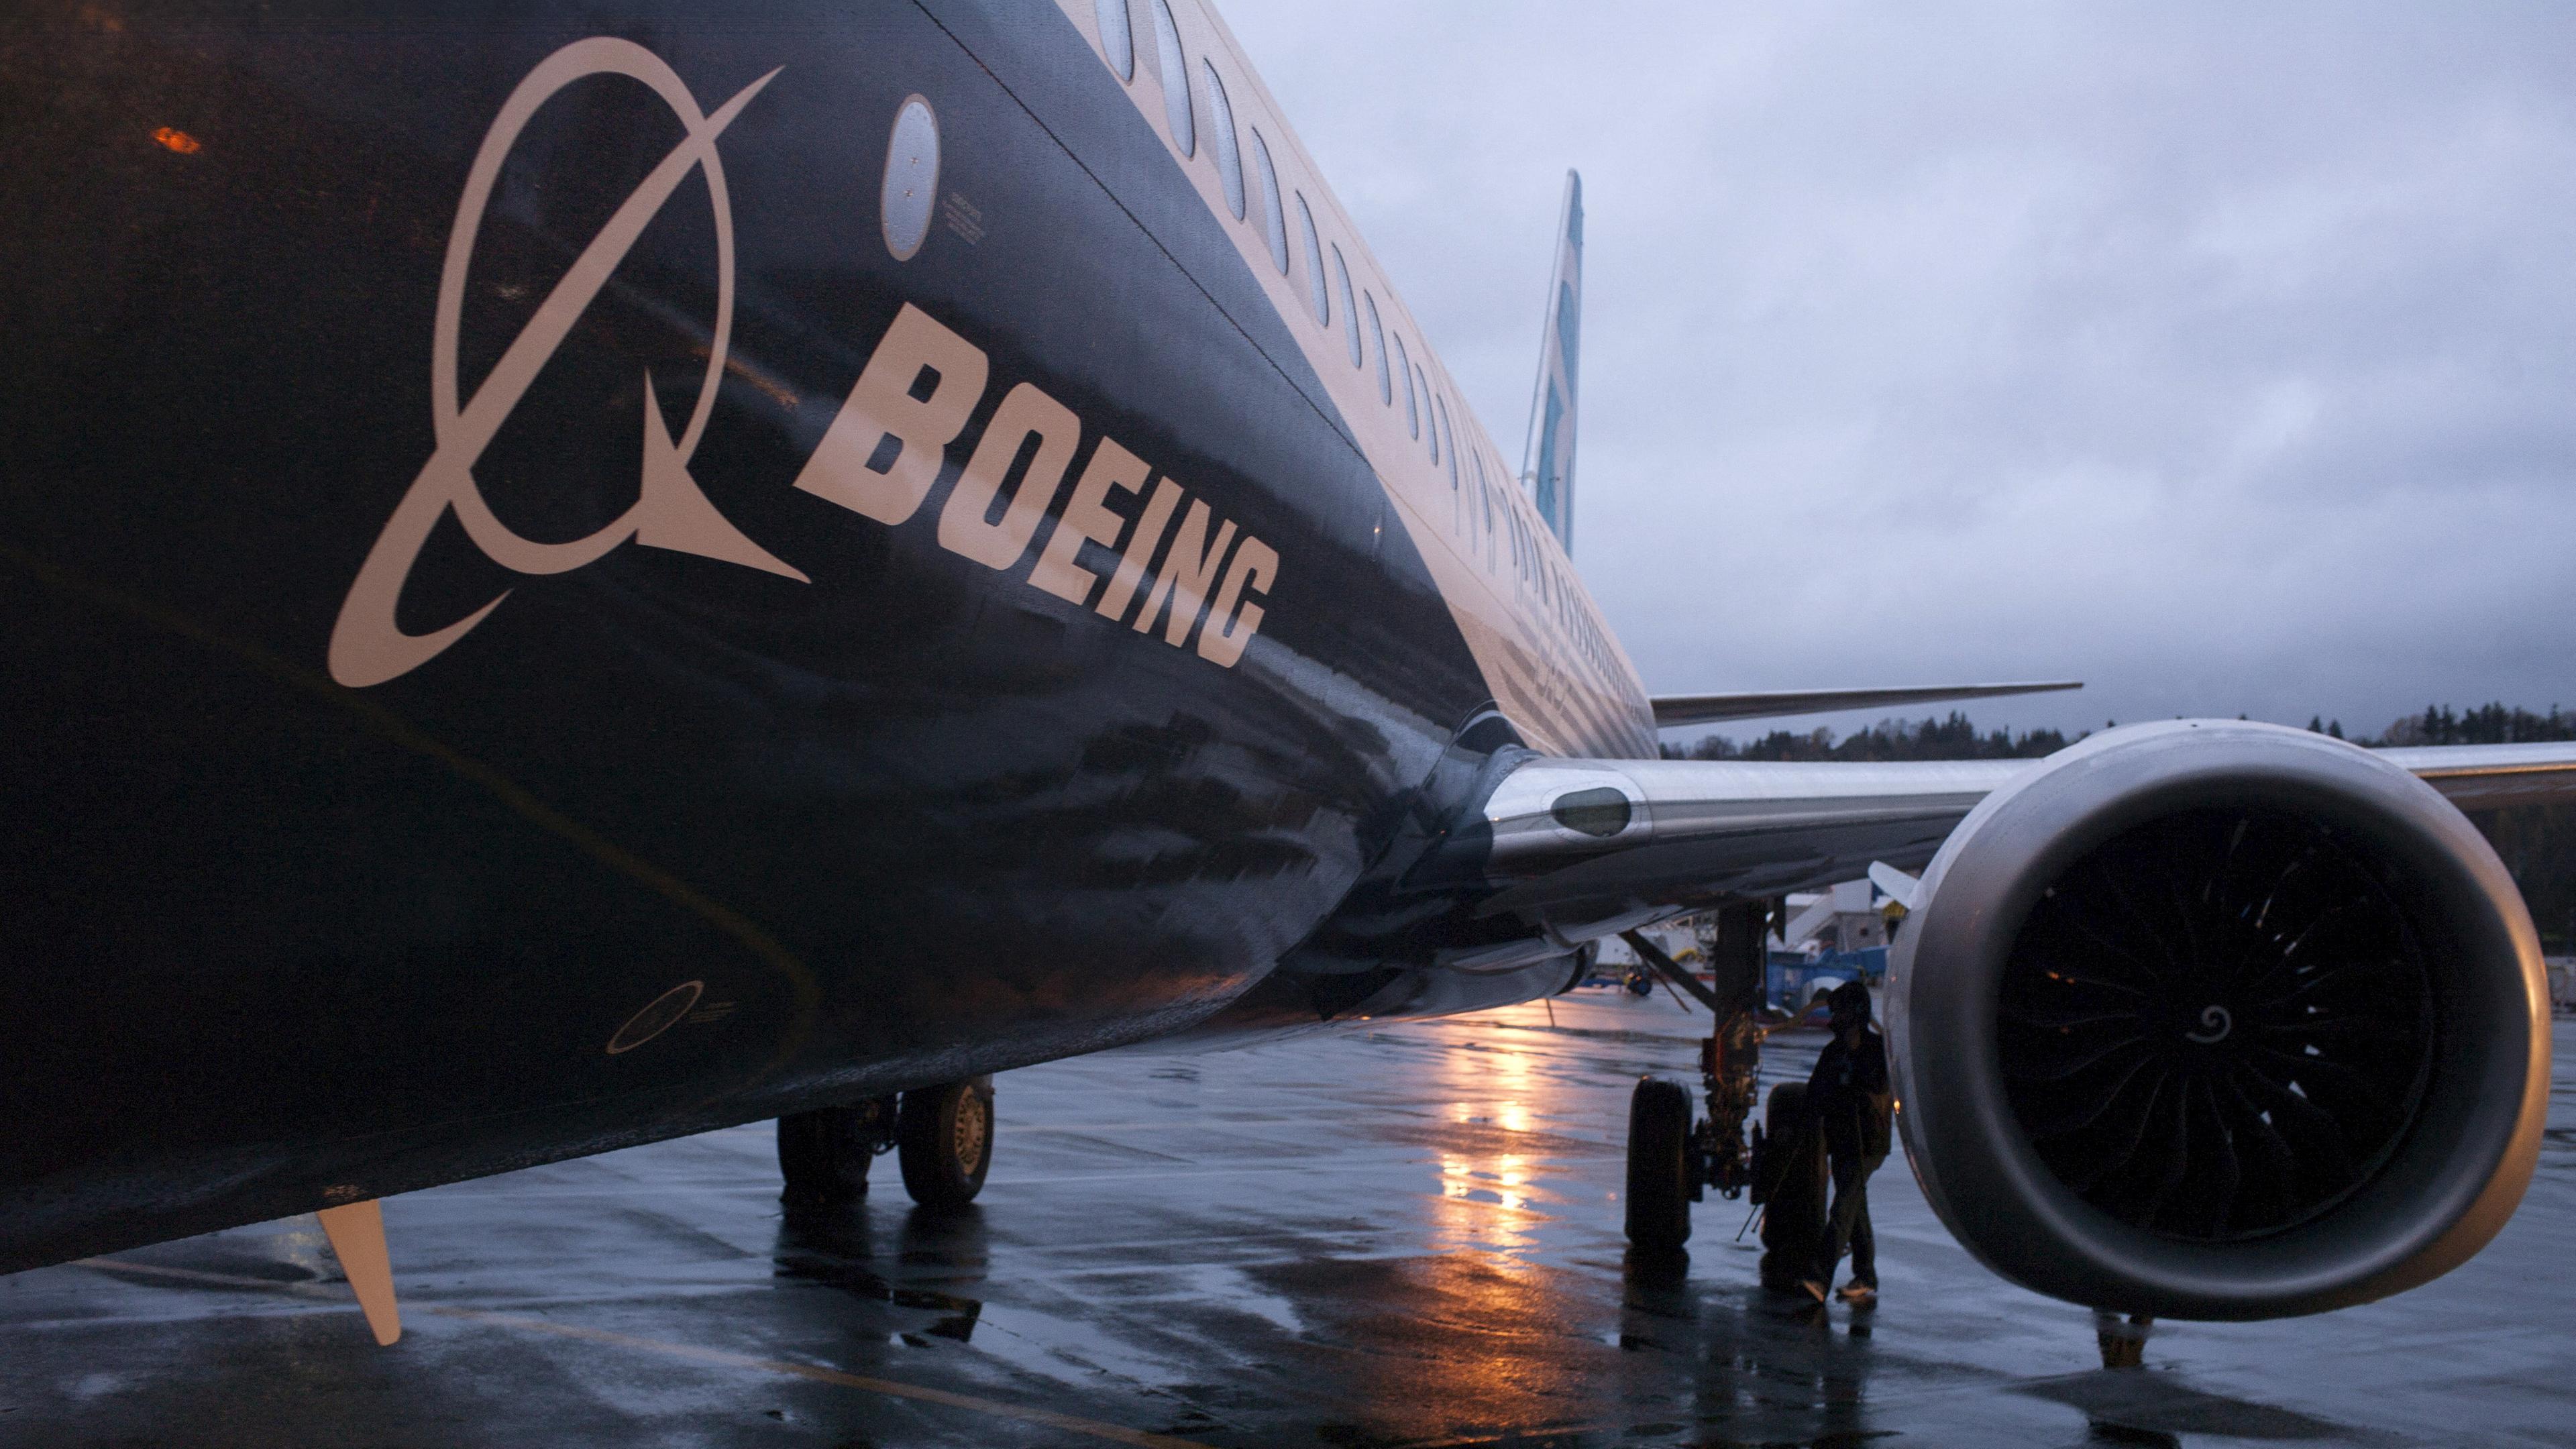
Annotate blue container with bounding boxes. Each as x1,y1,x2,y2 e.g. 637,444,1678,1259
1766,946,1888,1013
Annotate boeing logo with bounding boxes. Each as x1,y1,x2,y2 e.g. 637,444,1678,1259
331,38,1277,689
329,39,802,689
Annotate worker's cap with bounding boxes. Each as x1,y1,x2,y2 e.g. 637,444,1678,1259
1827,979,1872,1022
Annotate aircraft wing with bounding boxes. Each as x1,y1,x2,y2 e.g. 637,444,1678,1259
1473,741,2576,937
2377,743,2576,808
1650,680,2081,728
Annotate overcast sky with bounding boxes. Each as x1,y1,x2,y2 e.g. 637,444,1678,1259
1219,3,2576,746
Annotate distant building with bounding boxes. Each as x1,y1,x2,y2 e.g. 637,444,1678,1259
1776,879,1901,956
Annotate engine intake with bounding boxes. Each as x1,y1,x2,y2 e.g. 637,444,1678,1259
1889,720,2546,1320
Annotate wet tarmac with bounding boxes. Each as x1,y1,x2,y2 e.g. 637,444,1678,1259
6,993,2576,1448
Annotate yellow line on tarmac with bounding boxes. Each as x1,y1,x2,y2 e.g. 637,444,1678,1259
78,1258,1210,1448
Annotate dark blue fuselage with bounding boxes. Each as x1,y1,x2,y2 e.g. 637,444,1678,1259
0,1,1627,1271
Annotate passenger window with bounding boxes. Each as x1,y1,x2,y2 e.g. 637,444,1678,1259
1150,0,1193,156
1365,293,1391,404
1201,60,1244,220
1252,129,1287,274
1395,334,1417,437
1332,246,1360,366
1297,193,1328,325
1438,395,1454,485
1430,388,1444,465
1096,0,1132,82
1415,366,1432,453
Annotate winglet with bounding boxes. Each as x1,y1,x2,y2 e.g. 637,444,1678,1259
317,1199,402,1346
1519,170,1582,551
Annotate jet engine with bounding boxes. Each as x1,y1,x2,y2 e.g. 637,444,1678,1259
1888,720,2548,1320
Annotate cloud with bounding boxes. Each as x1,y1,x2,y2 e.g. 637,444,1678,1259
1218,1,2576,741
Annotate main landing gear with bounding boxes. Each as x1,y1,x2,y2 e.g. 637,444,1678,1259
1620,903,1821,1285
898,1076,996,1210
777,1076,996,1212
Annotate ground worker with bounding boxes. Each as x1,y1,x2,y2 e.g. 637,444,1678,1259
1802,979,1892,1304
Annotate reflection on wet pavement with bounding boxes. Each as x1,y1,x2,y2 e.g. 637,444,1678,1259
5,996,2575,1446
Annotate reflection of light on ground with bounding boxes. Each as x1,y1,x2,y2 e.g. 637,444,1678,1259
1431,1150,1542,1263
1358,1004,1684,1438
1439,1152,1534,1212
1427,1027,1568,1269
1446,1098,1534,1133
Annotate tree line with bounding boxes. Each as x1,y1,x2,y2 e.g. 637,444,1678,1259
1660,710,2076,763
1662,702,2576,949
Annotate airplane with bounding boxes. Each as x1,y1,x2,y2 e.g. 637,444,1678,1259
7,0,2571,1351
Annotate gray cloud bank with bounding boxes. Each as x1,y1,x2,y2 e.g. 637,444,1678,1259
1218,1,2576,744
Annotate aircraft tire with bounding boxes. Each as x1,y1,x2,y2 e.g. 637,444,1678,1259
898,1077,996,1212
1760,1081,1828,1293
1624,1077,1694,1249
776,1103,879,1205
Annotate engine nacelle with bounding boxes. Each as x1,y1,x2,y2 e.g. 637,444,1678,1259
1888,720,2548,1320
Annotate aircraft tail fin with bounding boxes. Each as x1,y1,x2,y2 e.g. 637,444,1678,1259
1520,170,1582,553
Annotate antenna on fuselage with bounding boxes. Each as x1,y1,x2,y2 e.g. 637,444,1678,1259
1519,169,1582,554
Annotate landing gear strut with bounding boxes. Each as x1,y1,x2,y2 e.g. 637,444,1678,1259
1621,903,1791,1253
777,1076,997,1212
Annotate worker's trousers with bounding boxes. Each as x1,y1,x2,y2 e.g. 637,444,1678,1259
1815,1150,1876,1288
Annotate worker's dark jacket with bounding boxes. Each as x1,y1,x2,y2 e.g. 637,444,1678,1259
1807,1028,1893,1168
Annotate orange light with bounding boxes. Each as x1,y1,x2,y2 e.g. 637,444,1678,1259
152,127,200,154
